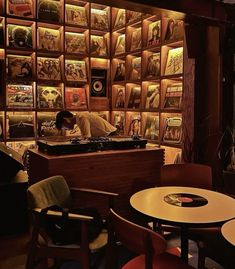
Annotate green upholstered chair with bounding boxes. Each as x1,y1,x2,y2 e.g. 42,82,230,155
26,175,118,269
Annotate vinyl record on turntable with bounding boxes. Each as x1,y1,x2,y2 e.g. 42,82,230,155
90,68,107,97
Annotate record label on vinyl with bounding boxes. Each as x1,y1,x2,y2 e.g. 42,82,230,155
164,193,208,207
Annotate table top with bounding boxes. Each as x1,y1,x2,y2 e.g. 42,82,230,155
130,186,235,226
221,219,235,246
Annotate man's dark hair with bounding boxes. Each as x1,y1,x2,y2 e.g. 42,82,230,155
55,110,73,130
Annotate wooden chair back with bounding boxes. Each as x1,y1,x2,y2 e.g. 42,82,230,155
107,209,166,269
160,163,212,190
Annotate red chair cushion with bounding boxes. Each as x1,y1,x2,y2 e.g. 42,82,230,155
122,252,194,269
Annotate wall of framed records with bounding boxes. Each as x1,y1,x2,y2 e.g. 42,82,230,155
0,0,190,163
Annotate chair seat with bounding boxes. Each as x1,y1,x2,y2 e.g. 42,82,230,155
45,229,107,251
122,252,194,269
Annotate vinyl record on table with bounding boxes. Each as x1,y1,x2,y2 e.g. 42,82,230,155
164,193,208,207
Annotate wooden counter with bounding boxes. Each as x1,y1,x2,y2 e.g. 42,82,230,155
28,146,164,216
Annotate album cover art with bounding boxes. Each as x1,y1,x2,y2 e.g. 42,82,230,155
113,9,125,29
0,21,3,46
128,114,141,136
165,47,183,75
37,57,61,81
165,19,184,41
91,8,109,30
114,87,125,108
163,116,182,144
115,34,125,55
90,68,107,97
146,52,160,78
90,35,108,57
163,83,182,109
37,112,58,137
126,10,141,24
7,55,33,79
130,57,141,80
130,27,141,51
38,0,61,22
127,86,141,109
144,115,159,140
7,113,34,138
114,61,125,82
145,84,160,109
8,0,33,17
65,87,87,109
147,21,161,46
7,84,33,108
65,60,87,82
113,111,125,134
65,4,87,26
38,27,60,52
0,114,4,139
37,85,63,109
7,24,32,49
65,32,86,54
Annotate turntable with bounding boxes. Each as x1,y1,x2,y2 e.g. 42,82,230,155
37,136,148,155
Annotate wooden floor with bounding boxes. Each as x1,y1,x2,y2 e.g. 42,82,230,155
0,232,30,269
0,231,225,269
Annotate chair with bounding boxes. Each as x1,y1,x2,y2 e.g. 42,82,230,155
197,227,235,269
105,208,195,269
160,163,213,190
26,175,118,269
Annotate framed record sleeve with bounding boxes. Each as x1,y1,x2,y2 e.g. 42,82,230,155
7,54,33,79
91,8,109,31
7,83,34,108
37,85,63,109
65,87,87,109
37,112,58,137
113,9,125,29
90,68,107,97
65,60,87,82
7,112,35,138
147,21,161,46
7,24,33,49
144,114,159,140
90,35,108,57
146,52,160,78
65,4,87,26
37,0,61,23
65,32,86,54
7,0,34,18
162,116,182,144
164,47,183,76
37,57,61,81
38,27,60,52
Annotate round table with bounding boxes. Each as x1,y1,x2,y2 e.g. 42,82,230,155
130,186,235,261
221,219,235,246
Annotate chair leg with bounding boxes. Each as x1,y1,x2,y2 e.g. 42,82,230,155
80,255,90,269
197,244,206,269
25,250,37,269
